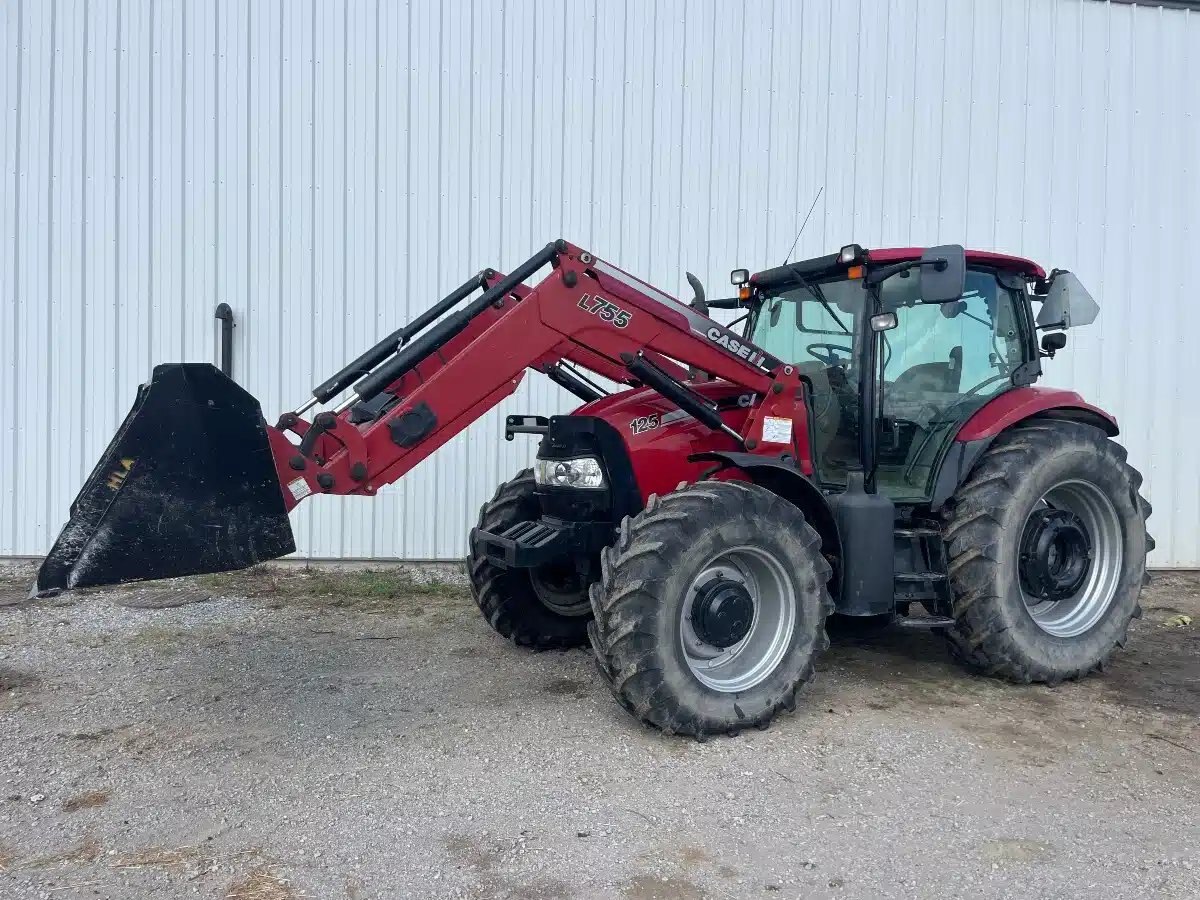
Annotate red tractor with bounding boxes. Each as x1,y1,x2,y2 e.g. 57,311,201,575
35,240,1151,738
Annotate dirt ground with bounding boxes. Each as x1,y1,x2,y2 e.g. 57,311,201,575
0,563,1196,900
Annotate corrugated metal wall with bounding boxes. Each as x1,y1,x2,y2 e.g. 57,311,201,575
2,0,1197,564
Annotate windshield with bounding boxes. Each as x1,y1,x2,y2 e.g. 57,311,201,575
748,277,867,366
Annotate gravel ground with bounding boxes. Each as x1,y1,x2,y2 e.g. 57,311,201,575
0,562,1196,900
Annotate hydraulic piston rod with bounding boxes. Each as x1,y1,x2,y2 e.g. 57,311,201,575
335,242,563,412
308,269,495,405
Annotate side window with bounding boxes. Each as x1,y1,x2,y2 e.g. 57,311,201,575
881,270,1022,400
875,269,1027,500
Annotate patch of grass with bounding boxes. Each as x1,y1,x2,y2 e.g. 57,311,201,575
111,844,200,872
23,835,103,869
124,625,190,654
194,564,276,591
62,789,110,812
226,866,295,900
191,566,468,616
125,624,228,655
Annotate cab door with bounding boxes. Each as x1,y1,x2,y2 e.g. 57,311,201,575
873,268,1031,501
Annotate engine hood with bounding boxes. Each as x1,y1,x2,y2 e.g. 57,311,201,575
571,381,758,429
564,381,756,502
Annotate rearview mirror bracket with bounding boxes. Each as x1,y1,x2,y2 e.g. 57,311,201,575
1036,270,1099,331
864,245,967,305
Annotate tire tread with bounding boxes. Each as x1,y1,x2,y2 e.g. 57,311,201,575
589,480,833,739
467,469,590,651
941,421,1151,682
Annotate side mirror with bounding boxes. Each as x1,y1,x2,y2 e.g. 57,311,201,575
870,312,898,332
1041,332,1067,356
1036,271,1099,330
919,244,966,304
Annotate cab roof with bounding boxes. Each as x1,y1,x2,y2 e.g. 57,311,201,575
752,246,1046,291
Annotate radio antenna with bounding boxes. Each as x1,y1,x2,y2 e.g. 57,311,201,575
782,186,823,266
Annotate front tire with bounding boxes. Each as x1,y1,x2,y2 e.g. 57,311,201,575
467,470,592,650
588,481,833,738
941,420,1151,683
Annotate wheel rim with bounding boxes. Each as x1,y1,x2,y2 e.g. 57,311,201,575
679,546,797,693
1020,479,1124,638
530,563,591,617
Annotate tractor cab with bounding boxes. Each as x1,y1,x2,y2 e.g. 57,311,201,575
739,245,1051,504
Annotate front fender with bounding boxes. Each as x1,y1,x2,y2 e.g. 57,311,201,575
690,451,841,590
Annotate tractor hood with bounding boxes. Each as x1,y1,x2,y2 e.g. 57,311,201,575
566,381,754,502
572,380,758,432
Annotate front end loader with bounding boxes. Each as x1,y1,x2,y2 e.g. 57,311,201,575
36,239,1151,737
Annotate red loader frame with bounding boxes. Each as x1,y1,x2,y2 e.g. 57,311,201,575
33,238,812,597
271,240,811,511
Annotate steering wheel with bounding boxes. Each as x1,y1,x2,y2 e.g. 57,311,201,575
806,343,853,366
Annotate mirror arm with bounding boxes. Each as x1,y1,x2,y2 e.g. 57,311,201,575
706,297,754,310
864,257,946,287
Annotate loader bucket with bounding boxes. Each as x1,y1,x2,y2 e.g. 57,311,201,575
33,363,295,597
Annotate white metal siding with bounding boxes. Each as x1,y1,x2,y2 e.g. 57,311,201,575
2,0,1197,564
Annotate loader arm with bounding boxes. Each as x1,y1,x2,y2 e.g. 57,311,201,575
33,239,810,596
273,240,810,508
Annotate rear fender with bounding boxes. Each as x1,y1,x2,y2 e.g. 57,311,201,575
690,451,841,596
953,387,1118,442
931,389,1121,510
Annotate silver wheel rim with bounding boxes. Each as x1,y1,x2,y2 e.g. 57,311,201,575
1022,479,1124,638
679,546,796,693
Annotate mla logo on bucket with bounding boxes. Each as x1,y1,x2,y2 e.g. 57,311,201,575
106,458,135,492
706,327,768,368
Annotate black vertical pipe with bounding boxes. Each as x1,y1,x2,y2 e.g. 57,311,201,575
214,303,234,378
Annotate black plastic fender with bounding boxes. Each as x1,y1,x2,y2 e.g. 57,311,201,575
690,451,842,597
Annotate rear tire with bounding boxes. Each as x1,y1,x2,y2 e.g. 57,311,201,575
467,470,591,650
588,481,833,738
941,421,1151,683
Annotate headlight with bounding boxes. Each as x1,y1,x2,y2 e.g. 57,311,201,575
534,456,606,489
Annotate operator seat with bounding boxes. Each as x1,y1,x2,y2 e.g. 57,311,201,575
795,361,845,459
893,347,965,488
891,346,963,399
